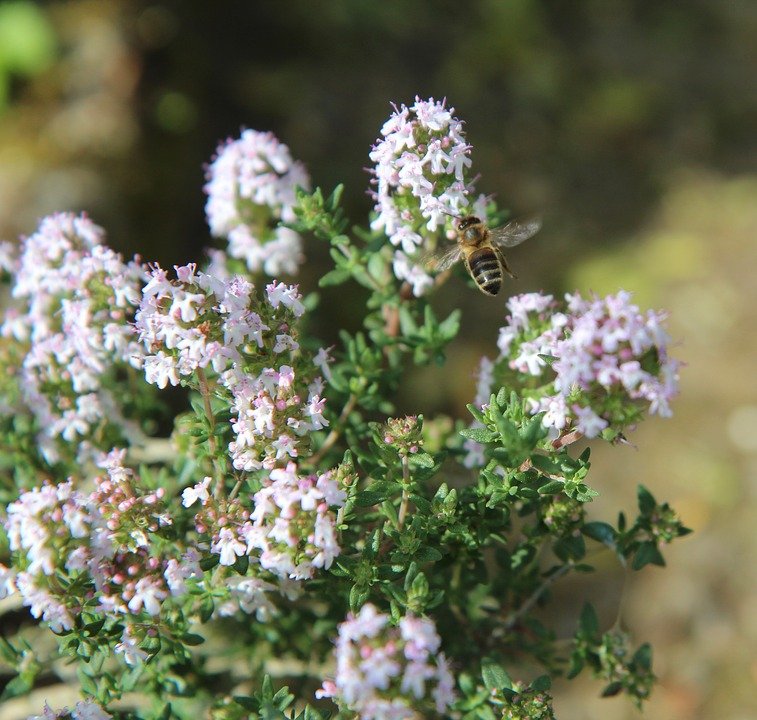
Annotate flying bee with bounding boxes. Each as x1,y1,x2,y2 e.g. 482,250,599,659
427,215,541,296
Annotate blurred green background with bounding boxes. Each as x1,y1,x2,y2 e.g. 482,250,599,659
0,1,755,718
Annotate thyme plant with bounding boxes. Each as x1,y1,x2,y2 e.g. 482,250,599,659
0,98,688,720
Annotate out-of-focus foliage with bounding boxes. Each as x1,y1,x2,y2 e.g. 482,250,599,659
0,1,56,109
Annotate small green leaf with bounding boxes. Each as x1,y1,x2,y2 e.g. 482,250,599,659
579,602,599,637
633,642,653,670
199,595,215,623
414,546,442,562
355,490,394,507
410,452,434,468
637,485,656,516
582,521,617,546
481,661,512,691
349,584,369,611
0,673,34,701
537,480,564,495
632,541,665,570
459,427,497,443
530,674,552,691
199,554,219,572
182,633,205,646
319,268,351,287
466,403,487,424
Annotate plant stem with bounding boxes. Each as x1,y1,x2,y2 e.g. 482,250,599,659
502,564,572,630
397,454,411,530
196,368,226,497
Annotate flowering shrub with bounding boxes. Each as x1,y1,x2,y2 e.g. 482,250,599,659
0,99,689,720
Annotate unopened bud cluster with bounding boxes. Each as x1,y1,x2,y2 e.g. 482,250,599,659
2,449,182,636
499,684,555,720
382,415,424,457
541,497,585,537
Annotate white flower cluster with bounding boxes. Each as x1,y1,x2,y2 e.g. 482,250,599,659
28,699,112,720
246,462,346,578
184,461,345,577
1,213,145,463
369,97,485,296
317,604,456,720
2,449,186,636
204,129,310,276
136,265,329,472
464,291,680,466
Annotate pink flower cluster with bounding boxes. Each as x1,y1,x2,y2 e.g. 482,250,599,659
136,265,329,472
1,213,144,463
184,461,345,582
204,129,310,276
369,97,485,296
29,700,112,720
464,291,680,465
317,604,455,720
2,449,189,636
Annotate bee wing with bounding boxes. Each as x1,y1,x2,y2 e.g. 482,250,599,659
489,217,542,248
423,244,464,272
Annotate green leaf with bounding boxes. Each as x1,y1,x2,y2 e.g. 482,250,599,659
481,661,512,691
553,534,585,561
356,489,395,507
408,494,432,513
398,306,418,336
410,452,434,468
579,602,599,637
633,642,653,670
537,480,564,495
466,403,487,424
530,454,560,475
438,309,461,340
349,584,369,611
531,674,552,691
632,541,665,570
199,553,219,572
414,546,442,562
182,633,205,646
77,666,98,696
326,183,344,210
637,485,656,516
459,427,497,443
582,521,617,546
319,268,351,287
199,595,215,623
0,673,34,701
566,654,585,679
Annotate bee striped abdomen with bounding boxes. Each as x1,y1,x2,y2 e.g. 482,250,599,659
467,248,502,296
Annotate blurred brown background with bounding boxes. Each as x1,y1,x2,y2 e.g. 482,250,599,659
0,1,755,718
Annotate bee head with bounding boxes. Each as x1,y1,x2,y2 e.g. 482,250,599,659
457,216,481,231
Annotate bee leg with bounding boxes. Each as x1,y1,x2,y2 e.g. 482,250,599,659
498,249,517,279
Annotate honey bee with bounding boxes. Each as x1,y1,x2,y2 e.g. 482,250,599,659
428,215,541,296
